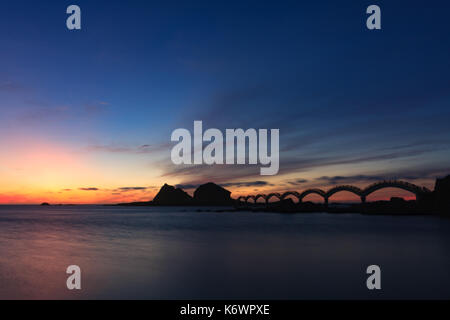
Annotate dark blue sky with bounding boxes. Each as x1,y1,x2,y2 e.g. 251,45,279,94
1,0,450,203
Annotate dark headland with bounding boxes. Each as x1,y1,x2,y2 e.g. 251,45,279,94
117,182,233,207
117,175,450,216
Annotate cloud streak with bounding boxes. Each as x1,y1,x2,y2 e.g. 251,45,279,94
176,180,271,190
85,143,171,155
0,81,26,93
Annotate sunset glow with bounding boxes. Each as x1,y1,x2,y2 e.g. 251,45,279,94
1,1,449,204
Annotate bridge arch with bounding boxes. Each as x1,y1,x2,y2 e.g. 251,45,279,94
326,185,364,203
254,194,267,203
237,196,246,203
298,189,326,203
281,191,301,203
245,195,256,204
265,193,281,203
362,180,430,200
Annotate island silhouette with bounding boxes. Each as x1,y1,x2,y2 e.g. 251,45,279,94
117,175,450,216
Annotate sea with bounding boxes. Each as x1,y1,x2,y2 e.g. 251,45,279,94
0,205,449,299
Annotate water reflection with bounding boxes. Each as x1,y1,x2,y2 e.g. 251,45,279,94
0,206,449,299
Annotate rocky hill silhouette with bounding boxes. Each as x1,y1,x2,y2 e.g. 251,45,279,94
152,184,193,206
194,182,232,206
118,182,233,207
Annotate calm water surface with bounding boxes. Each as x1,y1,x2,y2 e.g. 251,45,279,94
0,205,449,299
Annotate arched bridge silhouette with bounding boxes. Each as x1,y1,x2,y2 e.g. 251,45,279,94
236,180,431,206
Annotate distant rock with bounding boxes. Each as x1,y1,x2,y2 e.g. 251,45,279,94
40,202,50,206
193,182,232,206
152,184,193,206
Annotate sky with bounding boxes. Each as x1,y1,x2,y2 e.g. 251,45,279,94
0,0,450,204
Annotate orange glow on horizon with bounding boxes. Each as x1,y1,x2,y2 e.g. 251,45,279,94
0,136,435,205
0,181,429,205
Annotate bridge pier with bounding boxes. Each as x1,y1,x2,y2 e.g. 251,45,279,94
361,196,366,204
324,197,328,207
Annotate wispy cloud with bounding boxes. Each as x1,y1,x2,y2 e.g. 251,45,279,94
0,81,26,93
85,143,171,155
175,180,271,190
17,101,110,123
221,181,272,188
116,187,149,192
155,80,450,188
158,146,437,186
287,179,309,186
313,167,450,187
316,175,387,185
